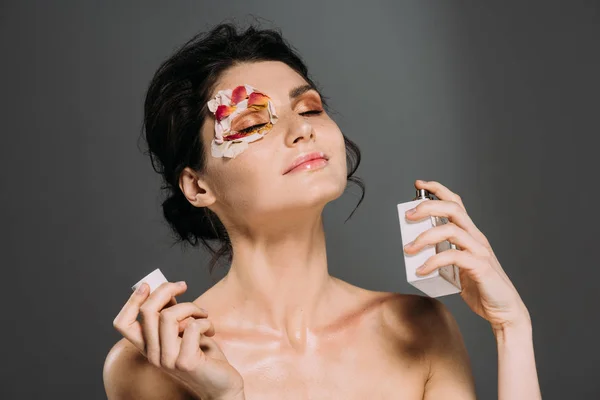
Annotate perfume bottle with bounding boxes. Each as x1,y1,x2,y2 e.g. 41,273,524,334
131,268,168,294
396,189,462,297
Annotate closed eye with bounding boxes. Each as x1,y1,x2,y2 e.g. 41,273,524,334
238,123,268,134
301,110,323,116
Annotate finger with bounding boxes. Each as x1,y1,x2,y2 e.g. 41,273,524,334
178,317,196,335
112,283,150,351
415,180,465,210
166,296,178,308
176,319,215,370
159,303,209,369
406,199,486,243
139,281,188,365
404,222,489,257
415,249,486,278
178,314,214,336
410,182,491,248
197,334,227,360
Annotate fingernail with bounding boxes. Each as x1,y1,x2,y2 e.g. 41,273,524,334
404,241,413,249
405,208,416,215
136,283,148,294
416,264,426,274
176,281,186,287
417,179,428,184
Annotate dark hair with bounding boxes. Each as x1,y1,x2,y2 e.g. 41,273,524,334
140,22,365,274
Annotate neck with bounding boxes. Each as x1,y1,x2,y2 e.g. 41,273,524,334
220,211,337,339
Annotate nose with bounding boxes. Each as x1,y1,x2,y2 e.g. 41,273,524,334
285,114,315,146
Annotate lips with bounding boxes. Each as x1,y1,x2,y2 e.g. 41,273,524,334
283,151,329,174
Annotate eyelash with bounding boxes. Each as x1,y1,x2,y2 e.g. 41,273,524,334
238,110,323,134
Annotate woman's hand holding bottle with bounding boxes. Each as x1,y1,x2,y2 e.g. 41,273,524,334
113,281,245,400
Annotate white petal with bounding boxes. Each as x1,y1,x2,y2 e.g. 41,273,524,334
207,99,219,112
225,142,249,158
234,99,248,111
211,139,235,158
218,89,233,104
211,140,225,157
220,117,231,132
211,139,250,159
236,132,265,143
267,101,278,123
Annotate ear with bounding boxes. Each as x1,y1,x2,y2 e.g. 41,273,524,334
178,167,216,208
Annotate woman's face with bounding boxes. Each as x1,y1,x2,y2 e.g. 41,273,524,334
198,61,347,226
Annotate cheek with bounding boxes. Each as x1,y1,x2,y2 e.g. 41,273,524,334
200,122,272,208
320,117,345,144
206,147,275,209
322,121,348,174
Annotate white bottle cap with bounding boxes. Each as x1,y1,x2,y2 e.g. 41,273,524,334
131,268,168,293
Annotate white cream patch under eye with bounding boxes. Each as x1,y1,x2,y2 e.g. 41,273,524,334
207,84,278,158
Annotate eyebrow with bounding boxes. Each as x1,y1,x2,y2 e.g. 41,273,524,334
289,84,318,99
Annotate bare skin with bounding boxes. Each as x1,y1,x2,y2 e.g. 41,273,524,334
104,61,497,399
105,279,474,399
188,280,444,399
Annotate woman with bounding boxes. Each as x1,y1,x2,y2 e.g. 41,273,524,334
103,23,541,399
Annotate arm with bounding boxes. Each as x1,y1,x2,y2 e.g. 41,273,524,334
103,338,193,400
494,313,542,400
422,299,477,399
404,180,542,399
423,300,542,400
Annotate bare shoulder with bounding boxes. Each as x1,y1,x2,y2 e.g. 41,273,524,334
103,338,192,400
376,292,476,398
379,292,453,333
374,291,461,355
312,278,458,348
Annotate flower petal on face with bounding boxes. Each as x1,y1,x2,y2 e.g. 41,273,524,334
211,139,249,158
223,131,250,141
207,98,219,113
207,89,233,112
215,117,231,141
267,101,278,123
247,92,270,110
217,89,233,105
227,142,249,158
233,98,248,111
215,105,236,121
238,132,266,143
214,122,224,143
231,85,248,104
211,140,230,158
221,116,231,131
208,85,276,158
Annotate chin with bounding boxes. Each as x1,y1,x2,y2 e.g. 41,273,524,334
292,174,347,208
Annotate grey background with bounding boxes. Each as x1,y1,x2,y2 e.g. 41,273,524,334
1,1,598,399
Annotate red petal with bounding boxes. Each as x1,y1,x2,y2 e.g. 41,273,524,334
223,131,251,141
215,105,236,121
231,85,248,105
247,92,270,110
